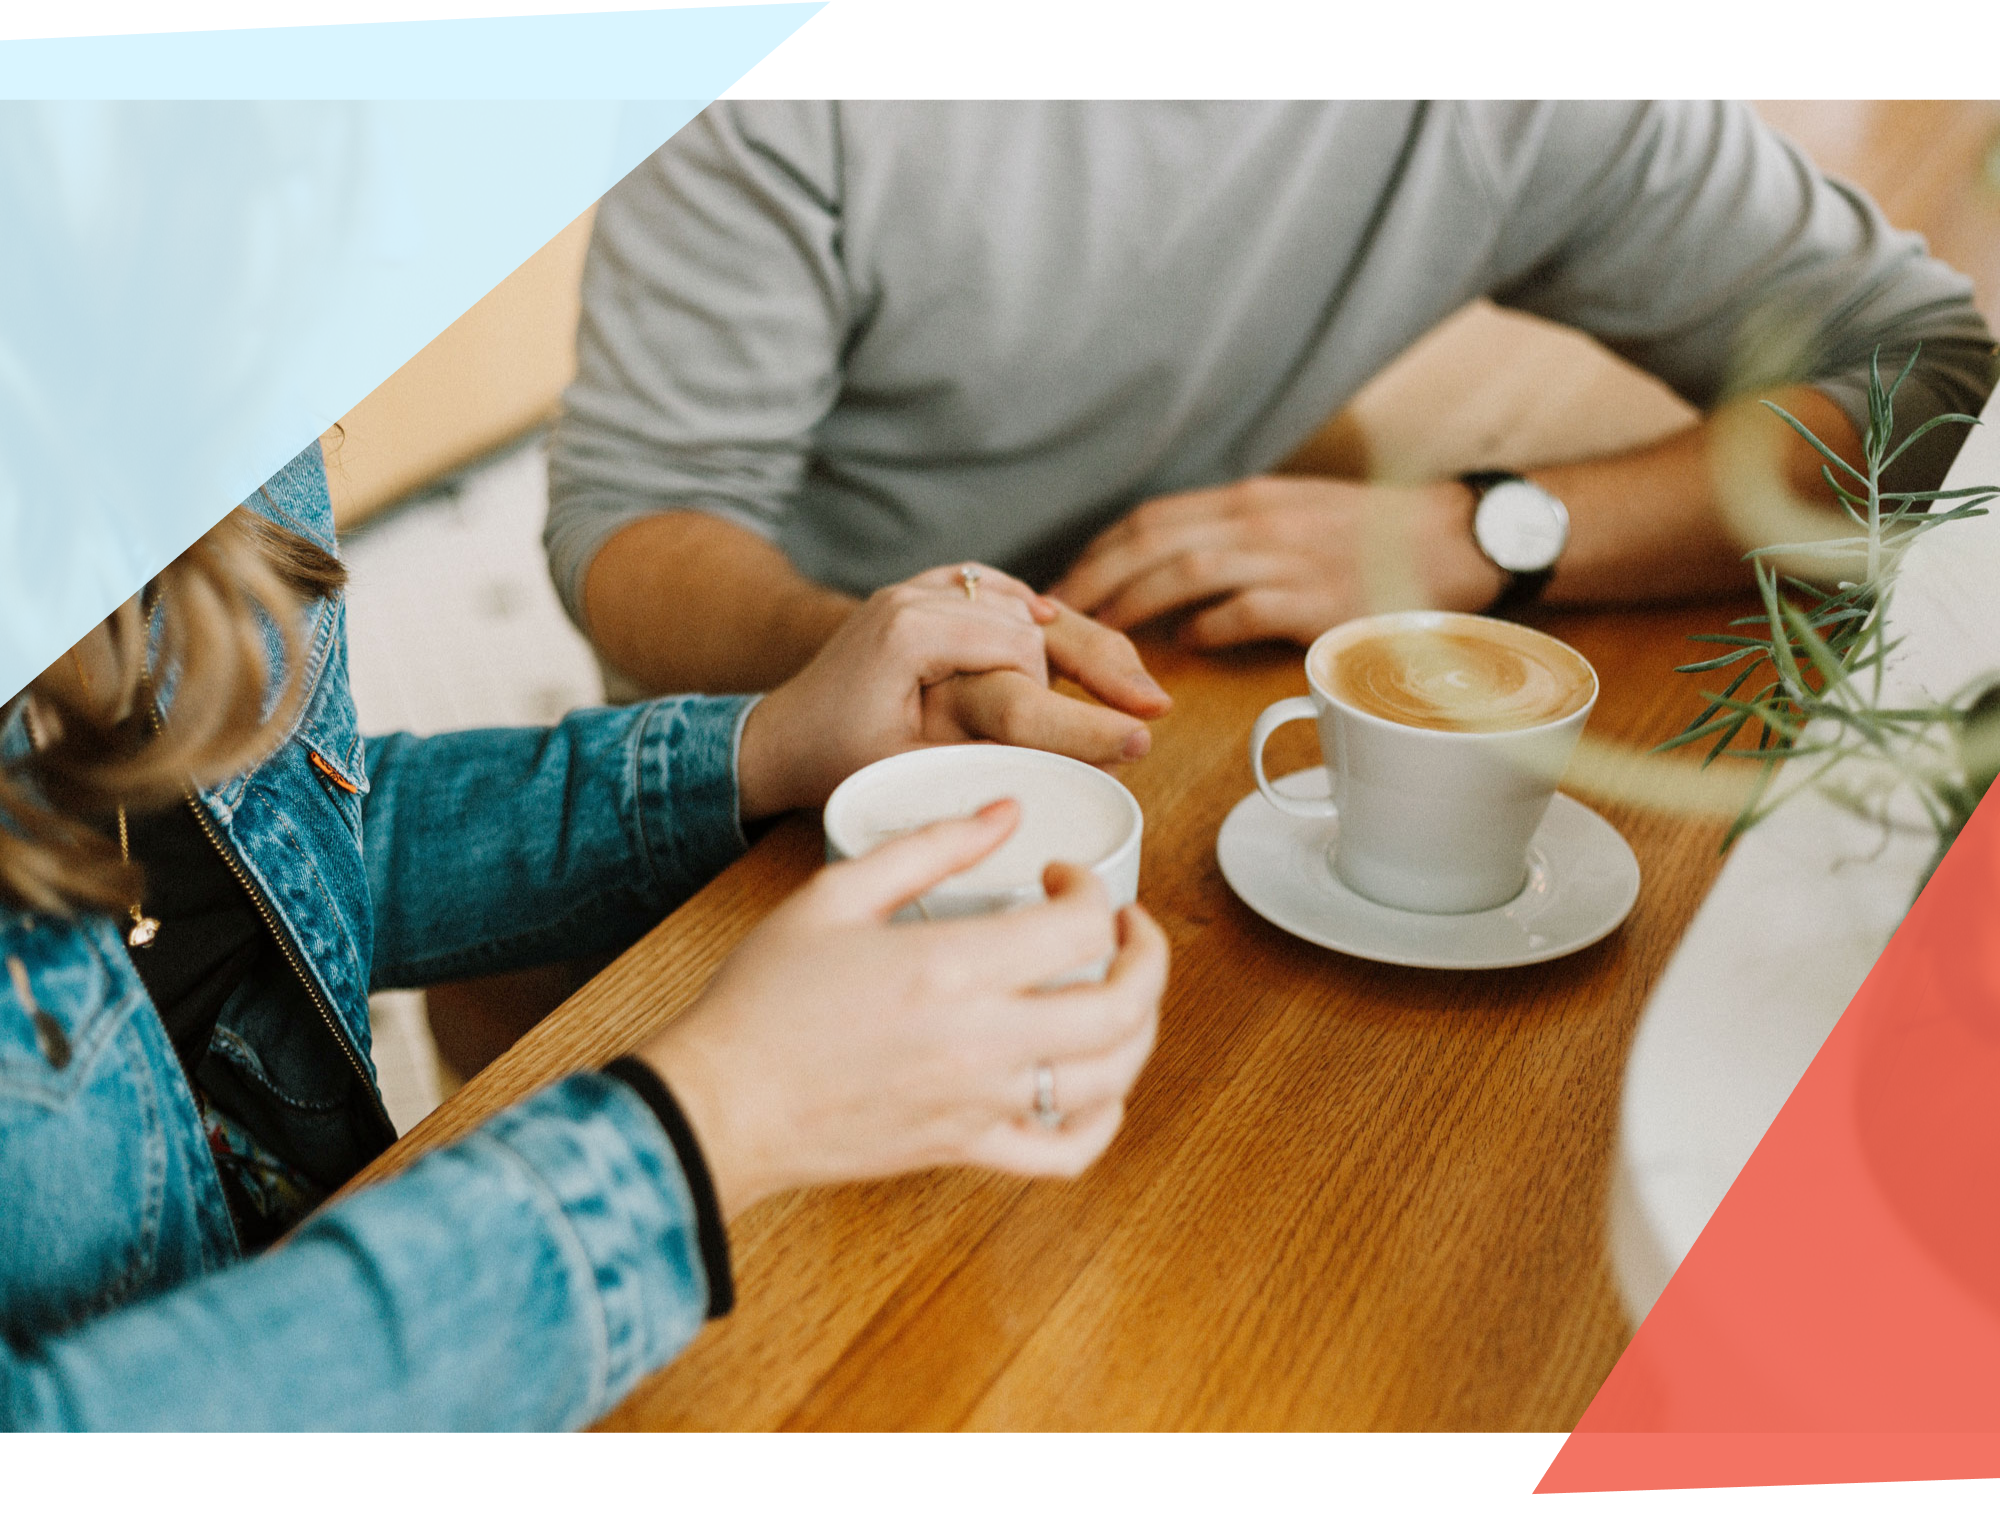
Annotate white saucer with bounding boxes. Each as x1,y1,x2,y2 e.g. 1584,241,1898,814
1216,768,1641,970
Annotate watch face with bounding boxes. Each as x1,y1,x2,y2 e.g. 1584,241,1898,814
1473,480,1570,574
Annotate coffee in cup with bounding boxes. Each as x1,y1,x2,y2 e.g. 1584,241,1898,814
824,744,1143,979
1318,616,1596,734
1250,612,1597,914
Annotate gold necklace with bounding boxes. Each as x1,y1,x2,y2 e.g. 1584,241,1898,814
110,606,162,950
74,616,162,948
117,804,161,949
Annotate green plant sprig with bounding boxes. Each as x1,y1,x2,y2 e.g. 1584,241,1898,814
1661,346,2000,859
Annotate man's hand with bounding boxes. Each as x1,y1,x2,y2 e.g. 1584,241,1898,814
1052,387,1874,651
923,599,1171,766
1050,476,1499,649
737,566,1171,820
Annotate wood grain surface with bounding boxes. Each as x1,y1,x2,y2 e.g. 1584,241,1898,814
352,605,1739,1430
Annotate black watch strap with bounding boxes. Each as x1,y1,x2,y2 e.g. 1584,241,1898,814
1461,470,1556,615
1488,565,1556,616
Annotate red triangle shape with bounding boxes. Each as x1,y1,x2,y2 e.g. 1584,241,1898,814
1542,785,2000,1492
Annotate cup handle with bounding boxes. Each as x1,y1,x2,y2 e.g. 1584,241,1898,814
1250,696,1339,819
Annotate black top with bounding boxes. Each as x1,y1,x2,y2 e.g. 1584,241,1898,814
119,802,270,1079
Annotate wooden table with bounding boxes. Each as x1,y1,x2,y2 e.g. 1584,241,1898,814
356,604,1739,1430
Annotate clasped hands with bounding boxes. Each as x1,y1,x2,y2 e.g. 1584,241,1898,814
737,562,1173,822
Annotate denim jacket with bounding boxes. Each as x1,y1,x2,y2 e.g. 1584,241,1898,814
0,444,757,1429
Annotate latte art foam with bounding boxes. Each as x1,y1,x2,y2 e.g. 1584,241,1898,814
1317,617,1594,733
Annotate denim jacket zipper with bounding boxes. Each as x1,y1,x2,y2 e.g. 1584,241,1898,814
180,788,397,1145
142,618,396,1146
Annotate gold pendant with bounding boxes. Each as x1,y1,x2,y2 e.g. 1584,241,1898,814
116,805,159,948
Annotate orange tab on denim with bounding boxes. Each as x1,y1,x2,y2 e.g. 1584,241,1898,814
308,750,362,795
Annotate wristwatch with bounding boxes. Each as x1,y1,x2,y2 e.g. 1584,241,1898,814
1461,469,1570,615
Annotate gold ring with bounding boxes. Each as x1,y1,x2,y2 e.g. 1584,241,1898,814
959,565,980,601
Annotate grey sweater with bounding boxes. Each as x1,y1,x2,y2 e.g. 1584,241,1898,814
547,101,1996,620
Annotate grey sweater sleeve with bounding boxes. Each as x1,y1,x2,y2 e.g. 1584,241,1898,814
1472,100,1997,488
545,101,849,627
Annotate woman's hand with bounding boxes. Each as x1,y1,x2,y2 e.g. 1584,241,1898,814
636,802,1169,1219
735,564,1170,819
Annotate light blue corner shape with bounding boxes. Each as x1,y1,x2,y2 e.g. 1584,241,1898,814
0,6,819,98
0,4,828,704
0,7,817,705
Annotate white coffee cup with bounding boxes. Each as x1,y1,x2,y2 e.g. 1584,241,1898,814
824,744,1143,981
1249,611,1598,915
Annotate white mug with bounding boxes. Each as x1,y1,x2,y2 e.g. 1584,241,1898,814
824,744,1143,981
1249,611,1597,915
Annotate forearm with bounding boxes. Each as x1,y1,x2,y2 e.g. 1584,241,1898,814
582,511,858,694
1544,384,1856,608
1518,386,1865,608
1,1077,709,1430
363,694,752,990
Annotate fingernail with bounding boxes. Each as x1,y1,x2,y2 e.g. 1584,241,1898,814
1122,728,1151,759
1130,672,1170,703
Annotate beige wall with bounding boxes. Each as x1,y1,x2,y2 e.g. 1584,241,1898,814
321,207,596,530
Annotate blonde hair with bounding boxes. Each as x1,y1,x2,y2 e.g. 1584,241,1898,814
1,504,345,915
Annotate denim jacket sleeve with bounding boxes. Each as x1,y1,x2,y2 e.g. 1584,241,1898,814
0,1074,710,1430
361,694,758,990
